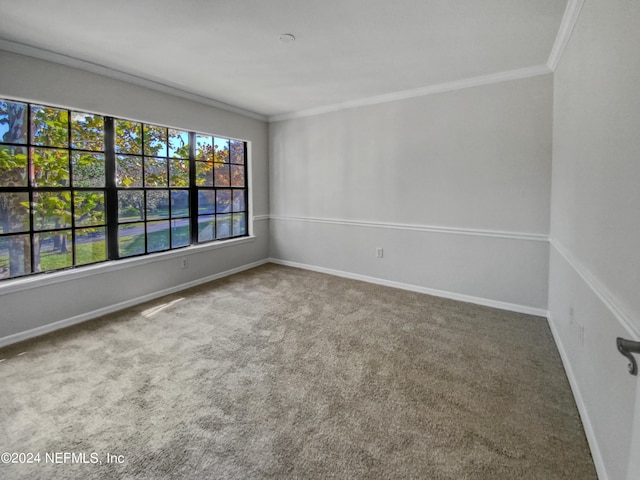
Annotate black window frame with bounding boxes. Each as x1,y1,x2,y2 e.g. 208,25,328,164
0,98,249,281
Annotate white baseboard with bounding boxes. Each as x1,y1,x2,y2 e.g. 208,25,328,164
2,256,545,348
268,258,547,317
546,313,608,480
0,252,607,480
0,259,269,349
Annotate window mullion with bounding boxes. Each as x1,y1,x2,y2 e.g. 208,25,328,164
104,117,119,260
67,109,76,267
27,103,36,274
1,97,248,281
188,131,197,245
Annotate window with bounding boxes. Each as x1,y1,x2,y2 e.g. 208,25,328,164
115,120,191,257
0,98,248,280
194,135,247,242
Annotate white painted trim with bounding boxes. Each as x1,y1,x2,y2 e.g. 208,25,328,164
546,312,609,480
0,38,552,125
550,239,640,339
253,215,270,222
547,0,586,71
0,39,267,122
269,65,552,122
269,258,547,317
0,236,257,296
0,259,269,349
270,215,548,242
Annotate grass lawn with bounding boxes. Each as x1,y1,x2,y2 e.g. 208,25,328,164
5,217,243,274
39,224,193,270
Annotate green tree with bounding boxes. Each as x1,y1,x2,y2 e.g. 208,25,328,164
1,105,206,279
0,101,29,277
1,104,107,277
30,106,71,267
116,123,181,220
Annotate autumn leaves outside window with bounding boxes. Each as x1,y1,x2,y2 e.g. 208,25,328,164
0,99,248,280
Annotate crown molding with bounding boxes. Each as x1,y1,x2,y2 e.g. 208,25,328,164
0,39,267,122
547,0,585,71
269,64,552,122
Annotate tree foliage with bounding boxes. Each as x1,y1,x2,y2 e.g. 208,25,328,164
0,104,107,276
1,100,245,280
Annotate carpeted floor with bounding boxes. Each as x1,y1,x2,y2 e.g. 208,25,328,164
0,264,596,479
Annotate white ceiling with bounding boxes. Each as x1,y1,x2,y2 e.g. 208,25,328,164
0,0,568,120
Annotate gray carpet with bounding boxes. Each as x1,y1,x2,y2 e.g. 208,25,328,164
0,263,596,479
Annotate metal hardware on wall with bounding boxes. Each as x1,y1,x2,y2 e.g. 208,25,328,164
617,338,640,376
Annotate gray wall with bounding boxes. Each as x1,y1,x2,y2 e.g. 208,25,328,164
6,12,640,476
270,74,552,312
549,1,640,479
0,50,270,345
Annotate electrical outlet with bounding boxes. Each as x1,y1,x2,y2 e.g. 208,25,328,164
181,258,189,269
376,247,383,258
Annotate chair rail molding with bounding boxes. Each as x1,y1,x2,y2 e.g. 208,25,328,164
269,215,549,242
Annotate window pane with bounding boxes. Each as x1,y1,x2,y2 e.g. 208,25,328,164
171,218,190,247
196,134,213,161
116,155,143,187
233,213,246,236
216,214,231,239
119,222,145,257
0,234,31,278
0,192,29,233
115,120,142,154
0,146,28,186
75,227,106,265
195,161,213,186
230,140,244,164
74,191,105,226
118,190,144,222
32,148,70,187
0,100,28,144
233,190,245,212
1,98,251,279
231,164,245,187
171,190,189,217
72,152,105,187
198,215,215,242
214,163,230,187
32,191,72,230
71,112,104,151
31,105,68,147
169,159,189,187
37,230,73,271
216,190,231,213
146,190,169,219
144,157,168,187
214,137,229,163
147,220,170,252
168,129,189,159
198,190,215,215
144,124,167,157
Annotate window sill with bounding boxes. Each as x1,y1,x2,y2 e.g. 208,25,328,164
0,235,256,295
